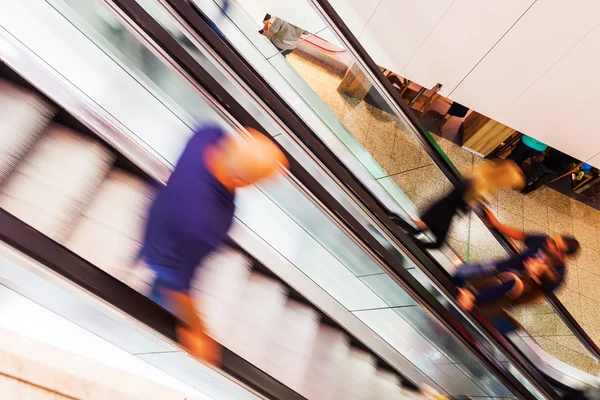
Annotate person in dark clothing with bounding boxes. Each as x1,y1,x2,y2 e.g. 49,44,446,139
507,134,549,167
521,149,576,194
391,160,525,249
141,125,288,365
453,209,580,311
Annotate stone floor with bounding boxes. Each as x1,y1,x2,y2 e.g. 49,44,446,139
286,50,600,375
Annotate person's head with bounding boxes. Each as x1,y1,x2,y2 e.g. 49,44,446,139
545,235,580,264
466,160,525,202
207,127,289,189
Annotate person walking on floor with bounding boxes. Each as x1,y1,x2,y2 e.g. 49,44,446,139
260,14,306,57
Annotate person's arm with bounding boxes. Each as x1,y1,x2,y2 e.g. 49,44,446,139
267,16,282,34
484,209,526,242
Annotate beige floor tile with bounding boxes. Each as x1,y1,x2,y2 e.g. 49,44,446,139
526,186,550,204
445,143,474,175
448,213,471,244
390,171,417,200
363,124,396,159
468,216,506,253
497,207,524,231
547,207,574,236
403,164,449,200
513,297,553,316
580,295,600,330
523,218,549,234
581,324,600,348
545,188,573,217
534,337,560,354
571,245,600,274
497,188,524,216
447,238,468,261
577,270,600,300
520,312,557,336
340,113,369,144
411,194,432,212
573,219,598,251
593,209,600,230
395,122,421,146
319,90,347,120
386,138,429,175
316,64,343,88
551,345,597,374
554,334,588,356
465,241,504,264
522,196,549,227
560,267,580,295
555,313,581,336
570,197,597,222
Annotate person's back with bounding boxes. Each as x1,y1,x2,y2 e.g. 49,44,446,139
142,126,235,275
268,17,304,50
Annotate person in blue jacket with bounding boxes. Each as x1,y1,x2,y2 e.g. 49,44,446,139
453,209,579,312
141,125,288,365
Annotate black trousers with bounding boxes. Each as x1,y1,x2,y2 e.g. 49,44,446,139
280,48,294,57
507,138,542,166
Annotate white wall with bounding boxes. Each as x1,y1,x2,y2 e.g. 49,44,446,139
325,0,600,167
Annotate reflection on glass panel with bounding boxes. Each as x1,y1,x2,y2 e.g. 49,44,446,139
51,0,222,126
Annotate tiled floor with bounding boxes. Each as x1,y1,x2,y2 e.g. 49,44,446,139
286,50,600,375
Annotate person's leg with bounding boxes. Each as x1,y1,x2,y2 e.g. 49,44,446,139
280,48,294,58
522,172,552,194
148,254,221,366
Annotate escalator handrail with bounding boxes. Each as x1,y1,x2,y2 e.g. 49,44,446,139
106,0,563,397
0,209,305,400
308,0,600,363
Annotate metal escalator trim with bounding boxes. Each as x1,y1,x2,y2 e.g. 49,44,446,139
0,209,305,400
307,0,600,365
509,333,597,394
99,1,554,398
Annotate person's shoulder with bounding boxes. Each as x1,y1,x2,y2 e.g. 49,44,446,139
192,124,227,143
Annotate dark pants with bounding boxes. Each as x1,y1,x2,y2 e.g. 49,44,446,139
522,170,554,194
507,139,542,166
277,47,294,58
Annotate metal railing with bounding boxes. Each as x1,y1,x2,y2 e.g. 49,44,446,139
103,0,565,397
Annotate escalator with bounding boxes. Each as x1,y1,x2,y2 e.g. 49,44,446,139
0,69,429,399
94,0,600,397
0,0,598,399
0,6,529,398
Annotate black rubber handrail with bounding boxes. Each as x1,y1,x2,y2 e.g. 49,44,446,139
0,209,305,400
105,0,559,398
307,0,600,364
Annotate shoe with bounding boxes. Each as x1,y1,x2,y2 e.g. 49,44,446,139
389,212,420,236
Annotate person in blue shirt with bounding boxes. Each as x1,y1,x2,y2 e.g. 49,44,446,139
141,125,288,365
453,209,579,311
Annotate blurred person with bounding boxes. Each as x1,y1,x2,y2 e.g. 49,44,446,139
260,14,306,57
453,209,580,312
507,134,548,167
390,160,525,249
141,125,288,365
